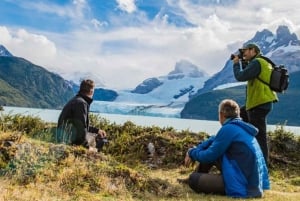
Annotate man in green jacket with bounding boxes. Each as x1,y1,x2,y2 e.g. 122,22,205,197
232,43,278,164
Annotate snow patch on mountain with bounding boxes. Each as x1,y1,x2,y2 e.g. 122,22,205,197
213,82,246,90
91,101,182,118
92,59,209,117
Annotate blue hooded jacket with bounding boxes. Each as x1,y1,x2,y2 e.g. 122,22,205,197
188,118,270,198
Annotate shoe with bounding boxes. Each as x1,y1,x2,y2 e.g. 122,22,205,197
177,178,189,185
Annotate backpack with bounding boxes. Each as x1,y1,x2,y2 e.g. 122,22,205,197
257,56,289,93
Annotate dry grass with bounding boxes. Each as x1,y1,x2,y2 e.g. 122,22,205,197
0,113,299,201
0,167,299,201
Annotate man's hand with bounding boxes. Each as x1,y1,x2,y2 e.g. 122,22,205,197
98,129,106,138
184,147,195,167
232,55,240,64
184,153,192,167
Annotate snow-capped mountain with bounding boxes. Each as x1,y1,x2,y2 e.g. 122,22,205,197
92,25,300,117
0,45,13,57
91,60,209,117
196,25,300,95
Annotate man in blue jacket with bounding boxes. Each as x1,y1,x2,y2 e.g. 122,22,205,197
183,99,270,198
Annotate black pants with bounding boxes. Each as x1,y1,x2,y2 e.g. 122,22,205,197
240,106,270,164
188,160,225,195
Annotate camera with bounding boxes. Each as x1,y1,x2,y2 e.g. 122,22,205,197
230,48,248,69
230,48,244,60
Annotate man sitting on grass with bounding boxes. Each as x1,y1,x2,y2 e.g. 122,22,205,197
180,99,269,198
56,79,107,152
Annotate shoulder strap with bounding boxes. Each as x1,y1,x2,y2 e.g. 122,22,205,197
258,55,276,67
256,55,276,86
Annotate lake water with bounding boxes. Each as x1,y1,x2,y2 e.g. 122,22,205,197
2,106,300,135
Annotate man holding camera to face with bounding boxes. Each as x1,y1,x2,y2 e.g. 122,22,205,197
232,43,278,165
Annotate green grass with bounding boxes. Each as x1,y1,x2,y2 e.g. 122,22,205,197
0,113,299,201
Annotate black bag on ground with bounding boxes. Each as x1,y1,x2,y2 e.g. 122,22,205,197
258,56,289,93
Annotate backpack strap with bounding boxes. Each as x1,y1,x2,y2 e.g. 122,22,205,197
256,55,276,86
258,55,276,67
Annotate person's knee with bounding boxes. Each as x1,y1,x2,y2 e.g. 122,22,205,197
188,172,202,193
188,172,225,195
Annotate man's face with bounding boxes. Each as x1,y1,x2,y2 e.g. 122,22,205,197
88,88,95,98
218,111,225,125
242,48,256,61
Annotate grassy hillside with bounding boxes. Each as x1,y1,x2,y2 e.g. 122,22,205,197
0,78,31,107
0,56,74,109
0,113,299,201
181,71,300,126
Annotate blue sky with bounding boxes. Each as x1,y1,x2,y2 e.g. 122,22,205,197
1,0,300,89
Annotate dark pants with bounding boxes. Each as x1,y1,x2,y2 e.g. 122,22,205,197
240,106,270,164
188,160,225,195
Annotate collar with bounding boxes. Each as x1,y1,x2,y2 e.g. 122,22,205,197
222,117,241,125
77,93,93,105
222,118,232,125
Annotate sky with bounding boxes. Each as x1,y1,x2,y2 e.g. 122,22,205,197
0,0,300,89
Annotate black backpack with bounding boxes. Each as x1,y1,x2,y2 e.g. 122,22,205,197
257,56,289,93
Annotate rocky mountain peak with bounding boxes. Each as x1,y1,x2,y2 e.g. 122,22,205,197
0,45,13,57
249,25,300,54
168,59,207,79
131,60,208,95
275,25,300,46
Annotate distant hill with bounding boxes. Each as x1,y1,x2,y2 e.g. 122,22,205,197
0,45,118,108
0,56,74,108
181,71,300,126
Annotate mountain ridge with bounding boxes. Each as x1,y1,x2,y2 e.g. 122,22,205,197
0,56,74,108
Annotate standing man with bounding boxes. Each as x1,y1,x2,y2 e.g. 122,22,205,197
182,99,269,198
57,79,107,151
232,43,278,164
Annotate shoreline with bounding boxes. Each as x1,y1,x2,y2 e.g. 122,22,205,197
2,106,300,136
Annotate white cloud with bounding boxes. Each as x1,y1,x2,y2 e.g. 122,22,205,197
116,0,137,13
1,0,300,89
0,26,57,64
0,26,12,43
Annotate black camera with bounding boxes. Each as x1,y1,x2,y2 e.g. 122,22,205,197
230,48,248,69
230,48,244,60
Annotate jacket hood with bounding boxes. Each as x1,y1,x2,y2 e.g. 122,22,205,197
226,118,258,137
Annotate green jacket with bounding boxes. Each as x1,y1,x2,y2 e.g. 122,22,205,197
233,56,278,110
246,58,278,110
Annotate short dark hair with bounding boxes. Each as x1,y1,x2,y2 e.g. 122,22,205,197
79,79,95,94
218,99,240,118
